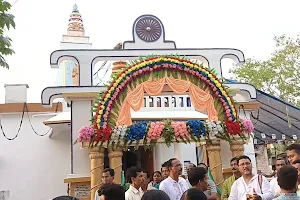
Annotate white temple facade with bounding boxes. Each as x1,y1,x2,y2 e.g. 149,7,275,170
0,5,260,200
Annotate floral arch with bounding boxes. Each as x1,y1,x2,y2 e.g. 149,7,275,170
77,56,254,149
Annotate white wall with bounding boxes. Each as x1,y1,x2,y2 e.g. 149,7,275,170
0,113,71,200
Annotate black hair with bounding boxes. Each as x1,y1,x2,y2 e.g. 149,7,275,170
188,167,207,186
230,157,239,163
143,170,150,179
141,190,171,200
161,161,168,168
165,158,177,169
103,168,115,177
53,196,79,200
161,161,169,171
275,157,287,165
292,160,300,165
287,144,300,154
126,166,143,184
277,165,298,191
180,188,207,200
188,163,196,168
97,183,125,200
237,155,251,164
197,163,208,170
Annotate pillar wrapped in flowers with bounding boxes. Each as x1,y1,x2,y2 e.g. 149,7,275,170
207,139,224,190
89,148,104,200
108,147,123,184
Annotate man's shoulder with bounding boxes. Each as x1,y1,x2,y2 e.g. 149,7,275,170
159,179,169,187
270,177,277,184
223,176,231,185
179,177,188,185
234,176,243,183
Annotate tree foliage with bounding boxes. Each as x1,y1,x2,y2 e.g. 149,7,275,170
230,35,300,107
0,0,15,69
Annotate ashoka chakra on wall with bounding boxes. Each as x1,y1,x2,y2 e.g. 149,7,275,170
135,16,162,42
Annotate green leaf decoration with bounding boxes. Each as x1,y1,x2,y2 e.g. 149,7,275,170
167,69,171,77
161,119,175,147
180,72,187,80
171,70,179,79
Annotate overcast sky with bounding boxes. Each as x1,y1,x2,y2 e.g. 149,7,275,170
0,0,299,103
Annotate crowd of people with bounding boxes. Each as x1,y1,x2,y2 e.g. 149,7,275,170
92,143,300,200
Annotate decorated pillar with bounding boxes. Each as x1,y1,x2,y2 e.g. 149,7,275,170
90,148,104,200
206,140,224,189
230,140,245,158
108,147,123,184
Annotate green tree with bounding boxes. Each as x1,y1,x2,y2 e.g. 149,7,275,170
230,35,300,107
0,0,15,69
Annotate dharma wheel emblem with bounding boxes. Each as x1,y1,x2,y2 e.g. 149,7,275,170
135,16,162,42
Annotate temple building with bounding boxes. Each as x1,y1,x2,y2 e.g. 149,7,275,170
2,3,300,200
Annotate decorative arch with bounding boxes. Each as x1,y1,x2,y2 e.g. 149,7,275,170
93,56,238,130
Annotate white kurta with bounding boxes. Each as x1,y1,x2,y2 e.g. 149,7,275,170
270,177,281,198
228,174,274,200
159,177,189,200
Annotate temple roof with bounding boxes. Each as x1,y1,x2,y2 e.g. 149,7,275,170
226,80,300,145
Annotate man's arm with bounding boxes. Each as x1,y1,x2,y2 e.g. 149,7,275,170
228,181,238,200
221,179,229,200
259,176,274,200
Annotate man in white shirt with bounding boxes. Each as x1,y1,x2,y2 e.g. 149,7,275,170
270,158,286,198
159,158,189,200
95,168,115,200
229,155,273,200
125,166,145,200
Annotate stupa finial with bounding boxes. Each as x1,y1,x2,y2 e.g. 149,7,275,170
73,3,78,12
67,3,84,35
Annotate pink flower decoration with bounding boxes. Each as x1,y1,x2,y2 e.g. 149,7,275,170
78,126,94,142
147,122,165,141
171,122,190,139
242,119,254,134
